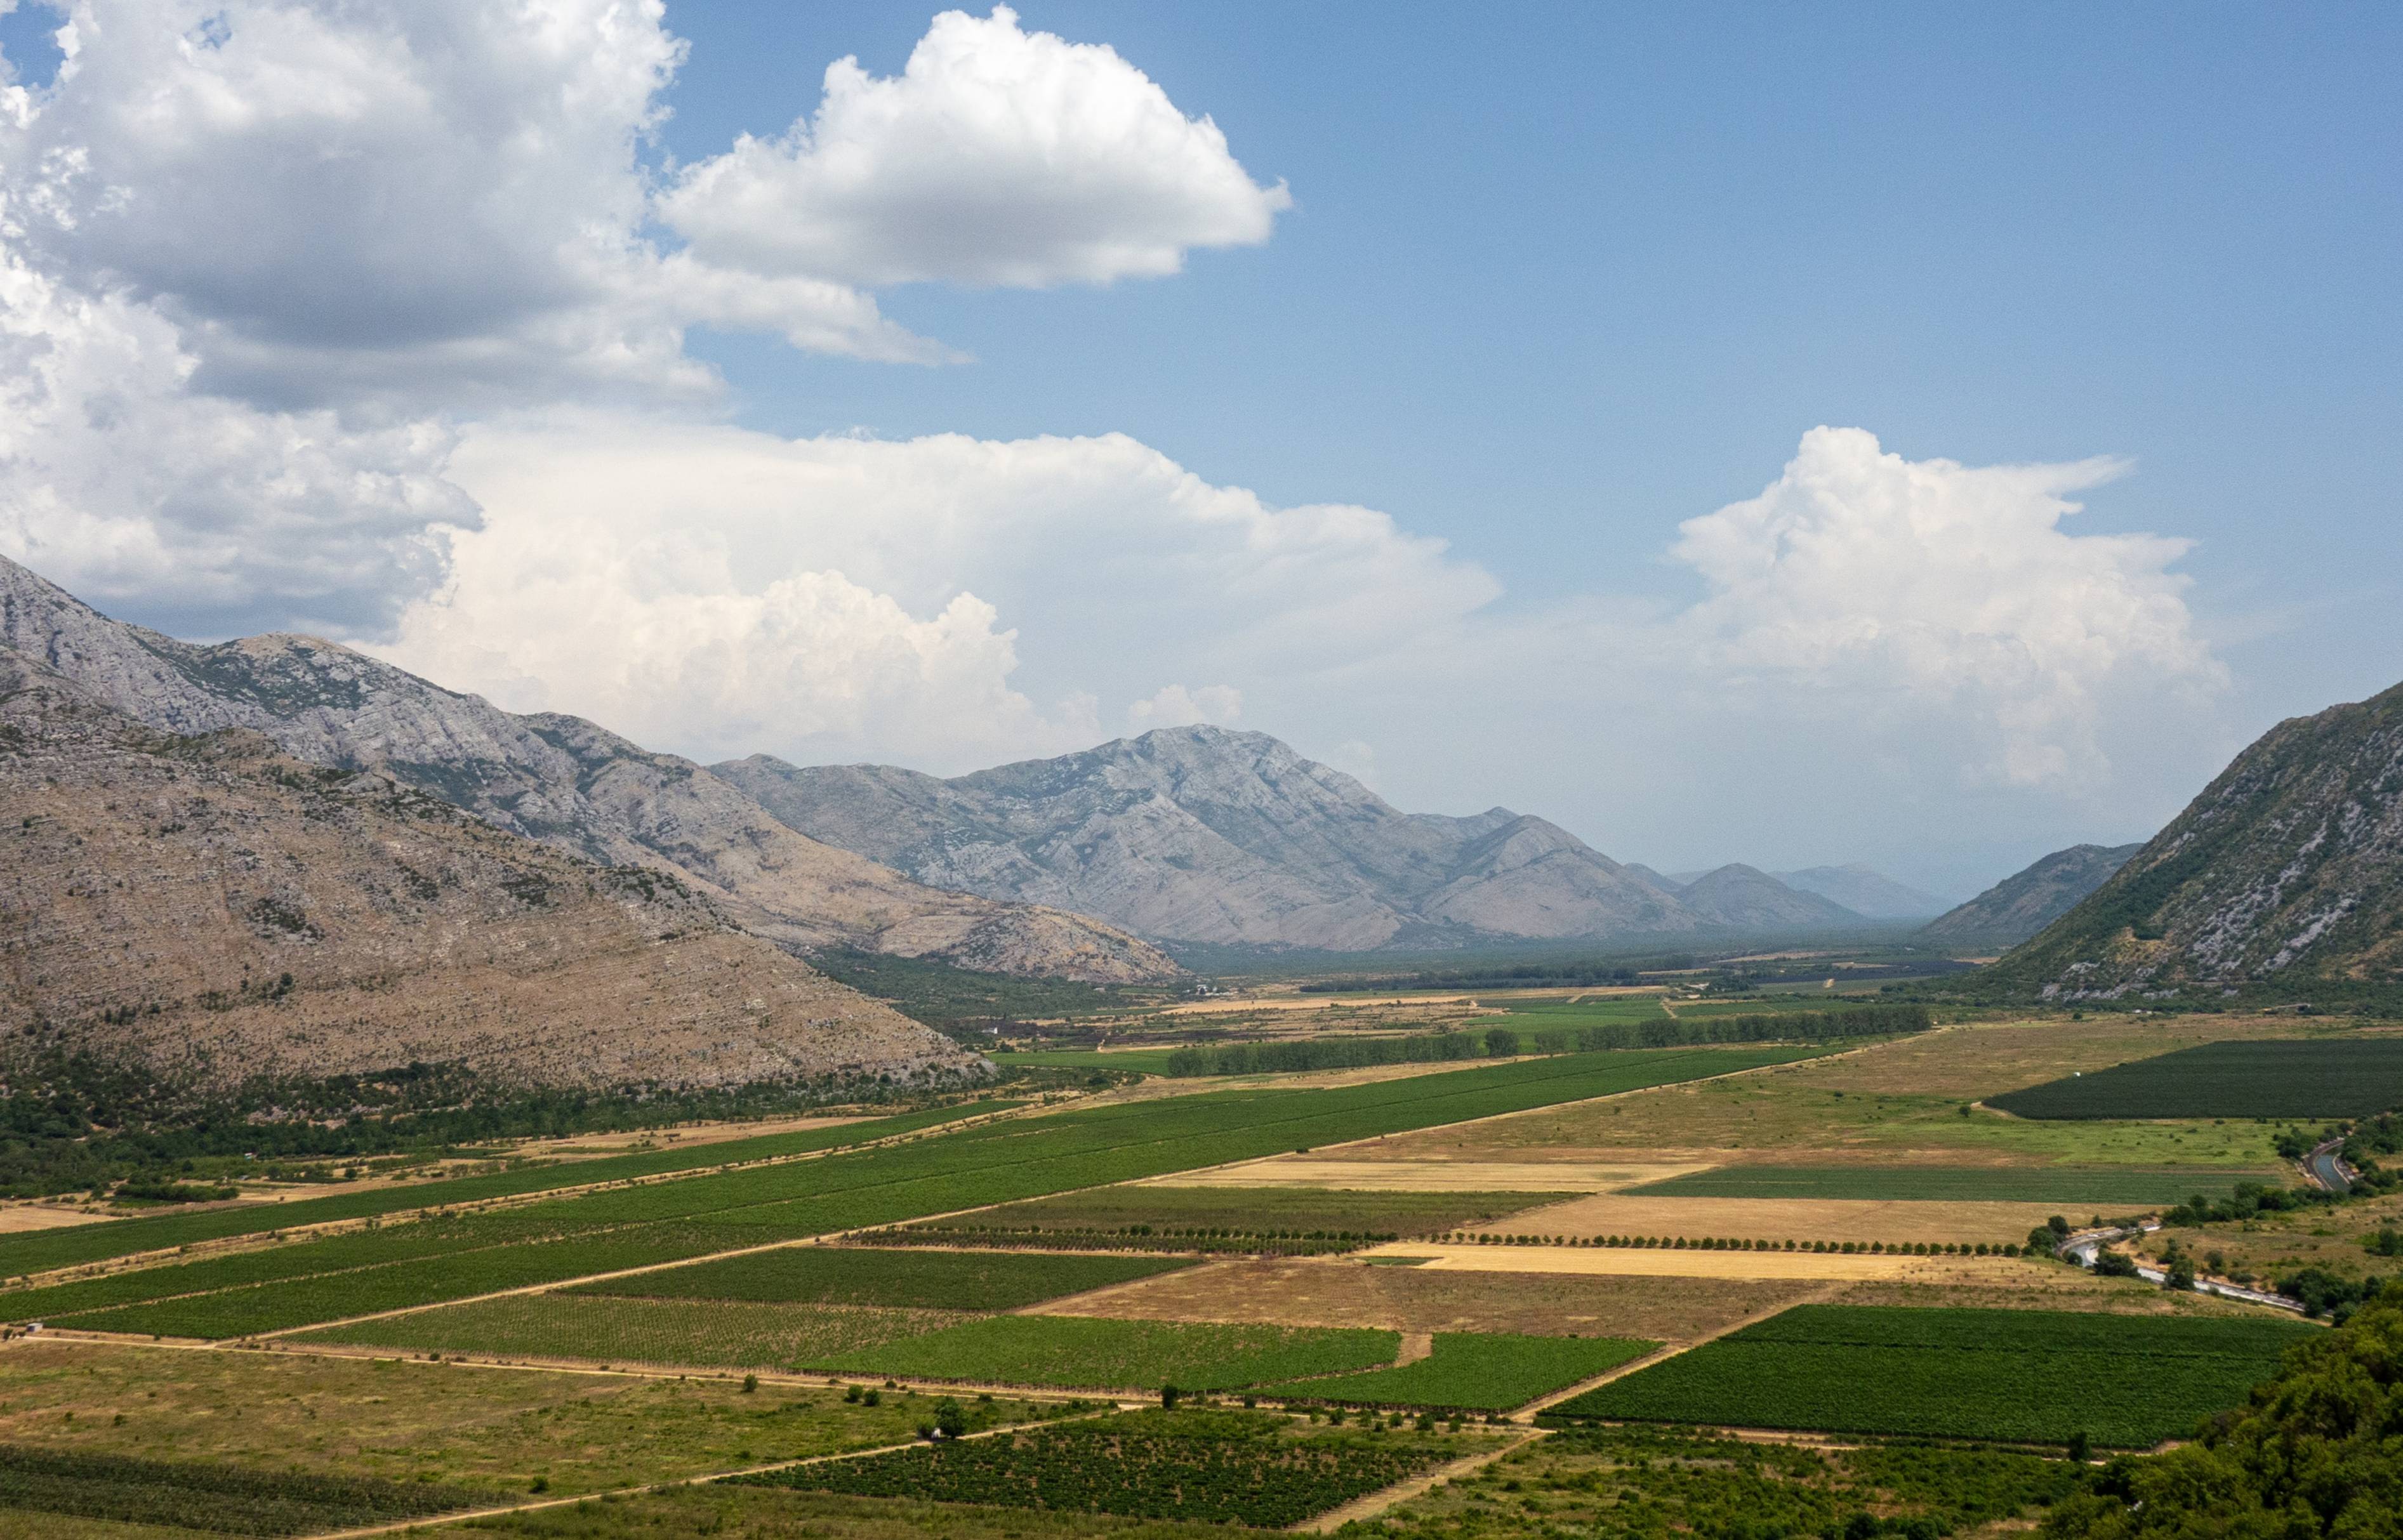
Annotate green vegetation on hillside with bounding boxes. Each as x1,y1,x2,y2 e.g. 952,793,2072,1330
808,949,1175,1030
2041,1284,2402,1539
1990,1039,2403,1120
1548,1305,2314,1447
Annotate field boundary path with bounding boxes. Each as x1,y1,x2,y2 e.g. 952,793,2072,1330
1295,1427,1547,1534
1515,1282,1843,1421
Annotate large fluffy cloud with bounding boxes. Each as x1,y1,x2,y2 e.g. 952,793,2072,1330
1671,427,2225,787
659,6,1290,289
376,421,1489,768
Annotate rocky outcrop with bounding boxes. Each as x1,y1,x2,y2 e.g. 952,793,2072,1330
1966,681,2403,1001
1919,844,2144,951
0,555,1175,984
719,727,1742,949
0,649,986,1091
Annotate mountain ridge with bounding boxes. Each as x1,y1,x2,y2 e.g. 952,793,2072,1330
0,555,1175,985
718,727,1876,949
1919,843,2145,951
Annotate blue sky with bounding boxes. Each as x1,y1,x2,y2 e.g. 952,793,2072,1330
1,3,2395,895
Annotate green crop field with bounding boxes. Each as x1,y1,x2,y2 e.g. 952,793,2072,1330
995,1050,1189,1074
1989,1039,2403,1121
295,1293,965,1371
0,1101,1009,1279
1621,1165,2271,1204
810,1315,1402,1393
572,1246,1195,1310
1548,1305,2316,1447
915,1186,1567,1238
734,1407,1465,1528
0,1442,503,1536
11,1046,1811,1337
1262,1332,1656,1411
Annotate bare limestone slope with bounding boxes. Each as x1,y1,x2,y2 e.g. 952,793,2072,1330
1967,679,2403,1003
0,650,984,1091
718,727,1711,949
0,555,1174,984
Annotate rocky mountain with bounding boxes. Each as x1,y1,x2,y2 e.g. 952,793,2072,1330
1772,865,1949,919
718,728,1863,950
1919,843,2145,951
0,556,1174,984
0,648,981,1091
1672,864,1868,929
1967,680,2403,1002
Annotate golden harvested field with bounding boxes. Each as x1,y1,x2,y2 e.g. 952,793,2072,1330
1470,1192,2068,1246
0,1338,989,1496
1347,1241,1951,1281
0,1204,110,1234
1143,1157,1709,1192
1361,1018,2308,1169
1042,1254,1820,1341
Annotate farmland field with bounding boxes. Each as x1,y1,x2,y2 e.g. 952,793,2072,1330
809,1314,1402,1392
1989,1038,2403,1120
571,1246,1195,1310
1620,1164,2264,1204
0,1442,503,1537
0,1101,1010,1279
913,1185,1566,1237
736,1407,1476,1528
11,1045,1814,1337
295,1293,964,1370
1549,1303,2317,1445
1261,1331,1656,1409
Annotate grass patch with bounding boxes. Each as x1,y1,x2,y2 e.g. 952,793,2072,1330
1989,1039,2403,1121
1547,1303,2316,1446
571,1247,1195,1310
731,1407,1466,1528
293,1293,960,1371
1264,1331,1656,1411
812,1315,1401,1392
1622,1165,2268,1204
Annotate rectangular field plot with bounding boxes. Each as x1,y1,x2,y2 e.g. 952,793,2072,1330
1548,1304,2316,1447
915,1186,1570,1238
294,1293,965,1371
1262,1331,1656,1411
0,1442,503,1537
1989,1039,2403,1121
731,1407,1469,1528
1621,1165,2269,1204
572,1246,1193,1310
810,1315,1400,1392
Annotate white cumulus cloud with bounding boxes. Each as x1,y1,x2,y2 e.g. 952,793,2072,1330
1127,684,1242,730
659,5,1290,289
1670,426,2225,786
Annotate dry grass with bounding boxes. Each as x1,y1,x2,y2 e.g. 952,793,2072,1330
1040,1254,1818,1343
0,1338,991,1496
1347,1242,1947,1281
1833,1270,2275,1317
2133,1188,2403,1287
1363,1018,2307,1170
1478,1193,2067,1245
0,1205,112,1234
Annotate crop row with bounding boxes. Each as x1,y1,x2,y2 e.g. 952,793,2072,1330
0,1441,501,1536
735,1407,1459,1528
1624,1164,2265,1204
298,1292,967,1371
1990,1038,2403,1121
809,1314,1403,1393
873,1223,1399,1256
571,1246,1196,1311
1262,1332,1657,1411
1441,1232,2034,1256
20,1047,1806,1335
1729,1303,2317,1358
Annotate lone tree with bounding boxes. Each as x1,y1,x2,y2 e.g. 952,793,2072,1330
934,1397,967,1440
1160,1383,1182,1410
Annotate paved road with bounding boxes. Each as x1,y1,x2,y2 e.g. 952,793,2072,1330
2058,1223,2302,1313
